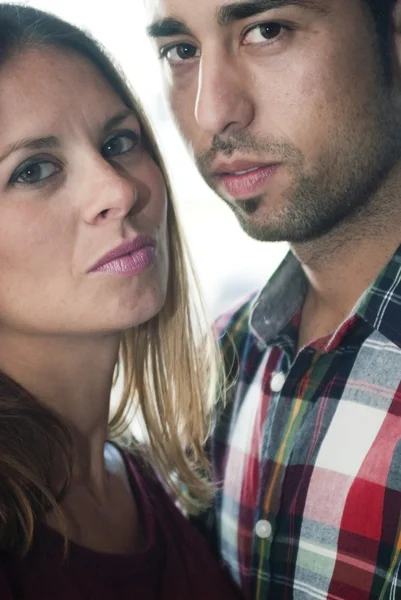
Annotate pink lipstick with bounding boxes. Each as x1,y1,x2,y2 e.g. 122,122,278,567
89,236,157,276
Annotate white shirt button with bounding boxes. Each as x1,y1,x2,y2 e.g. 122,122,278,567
270,371,286,393
255,519,272,539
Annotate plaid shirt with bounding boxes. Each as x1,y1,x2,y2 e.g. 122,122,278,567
202,246,401,600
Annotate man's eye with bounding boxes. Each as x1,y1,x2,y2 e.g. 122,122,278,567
11,160,60,185
102,132,140,158
243,22,284,45
161,43,200,65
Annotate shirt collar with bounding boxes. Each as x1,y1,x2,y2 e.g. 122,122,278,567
250,244,401,349
356,243,401,348
250,251,307,345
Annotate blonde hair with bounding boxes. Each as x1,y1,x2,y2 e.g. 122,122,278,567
112,103,217,510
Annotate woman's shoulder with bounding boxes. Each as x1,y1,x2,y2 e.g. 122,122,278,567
120,447,172,504
119,447,202,537
120,449,245,599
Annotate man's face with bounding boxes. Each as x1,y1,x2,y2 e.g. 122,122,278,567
146,0,401,243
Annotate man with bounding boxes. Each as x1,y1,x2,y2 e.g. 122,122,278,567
145,0,401,598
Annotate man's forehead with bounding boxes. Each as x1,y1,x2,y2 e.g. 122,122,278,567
144,0,226,21
144,0,182,17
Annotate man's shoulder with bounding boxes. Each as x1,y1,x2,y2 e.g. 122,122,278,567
215,291,258,345
214,291,261,384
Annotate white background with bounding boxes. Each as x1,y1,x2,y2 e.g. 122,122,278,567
7,0,288,317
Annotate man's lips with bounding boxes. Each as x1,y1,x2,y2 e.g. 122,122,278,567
212,159,275,176
212,162,280,200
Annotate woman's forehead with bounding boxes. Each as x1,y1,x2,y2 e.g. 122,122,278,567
0,48,135,137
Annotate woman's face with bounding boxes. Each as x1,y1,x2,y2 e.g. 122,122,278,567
0,48,169,337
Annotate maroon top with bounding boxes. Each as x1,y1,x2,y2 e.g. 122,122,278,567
0,451,243,600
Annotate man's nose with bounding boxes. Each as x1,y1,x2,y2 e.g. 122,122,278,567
194,52,254,137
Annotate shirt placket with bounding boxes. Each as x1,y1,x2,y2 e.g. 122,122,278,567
252,339,318,600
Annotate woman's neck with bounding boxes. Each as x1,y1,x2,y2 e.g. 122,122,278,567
0,329,122,489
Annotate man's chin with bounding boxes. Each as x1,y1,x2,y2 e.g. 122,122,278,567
230,210,286,243
225,200,335,244
234,197,263,216
219,192,264,216
232,210,353,244
219,194,288,241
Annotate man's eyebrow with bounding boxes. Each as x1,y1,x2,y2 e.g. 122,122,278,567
218,0,327,26
146,1,327,38
146,17,193,39
0,136,60,164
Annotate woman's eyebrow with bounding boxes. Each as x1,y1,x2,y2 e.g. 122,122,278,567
0,136,59,164
101,109,138,136
0,109,138,164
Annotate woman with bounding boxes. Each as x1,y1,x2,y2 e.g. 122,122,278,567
0,4,242,599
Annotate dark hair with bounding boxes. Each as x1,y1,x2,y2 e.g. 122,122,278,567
365,0,397,27
0,4,217,560
363,0,398,73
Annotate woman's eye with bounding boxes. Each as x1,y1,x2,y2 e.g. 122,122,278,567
12,160,60,185
102,133,139,158
161,43,200,65
243,22,284,45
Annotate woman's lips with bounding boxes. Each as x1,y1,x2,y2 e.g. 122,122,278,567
92,246,156,275
89,236,157,275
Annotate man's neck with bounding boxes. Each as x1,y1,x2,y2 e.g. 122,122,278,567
292,195,401,350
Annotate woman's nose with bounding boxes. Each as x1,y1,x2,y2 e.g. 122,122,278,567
81,158,139,226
